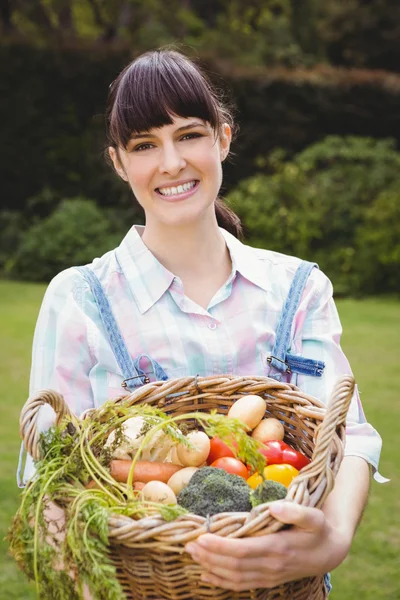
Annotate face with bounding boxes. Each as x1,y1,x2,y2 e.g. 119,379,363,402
109,116,231,228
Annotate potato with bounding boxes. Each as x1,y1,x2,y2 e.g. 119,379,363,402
177,431,210,467
142,481,177,505
167,466,198,495
251,418,285,443
227,395,266,430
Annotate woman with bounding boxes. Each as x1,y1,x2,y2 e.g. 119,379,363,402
21,49,384,594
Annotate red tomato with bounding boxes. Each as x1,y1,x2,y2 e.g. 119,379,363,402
259,440,289,464
259,440,310,471
207,436,236,465
281,447,310,470
210,457,248,479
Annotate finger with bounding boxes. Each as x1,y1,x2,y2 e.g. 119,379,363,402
186,533,273,559
187,546,258,572
200,558,282,585
202,564,260,584
200,572,273,592
186,538,262,570
186,535,289,580
269,501,325,532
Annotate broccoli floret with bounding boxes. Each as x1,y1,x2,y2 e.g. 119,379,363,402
250,479,287,508
177,467,252,517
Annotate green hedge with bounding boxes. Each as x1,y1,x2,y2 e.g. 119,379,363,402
0,43,131,212
3,43,400,214
5,198,135,282
5,135,400,295
226,136,400,295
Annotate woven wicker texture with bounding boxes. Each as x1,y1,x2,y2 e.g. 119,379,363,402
20,374,355,600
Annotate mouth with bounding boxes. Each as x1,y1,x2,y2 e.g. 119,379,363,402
155,180,200,201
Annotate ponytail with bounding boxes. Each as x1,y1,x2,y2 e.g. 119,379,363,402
215,198,243,239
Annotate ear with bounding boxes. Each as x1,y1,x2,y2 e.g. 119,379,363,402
108,146,128,181
219,123,232,161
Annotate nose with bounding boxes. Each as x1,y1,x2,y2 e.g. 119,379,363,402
158,142,186,176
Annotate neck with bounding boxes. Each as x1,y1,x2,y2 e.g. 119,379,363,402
140,215,230,280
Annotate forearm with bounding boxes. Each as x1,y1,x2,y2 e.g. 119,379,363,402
322,455,371,544
41,501,93,599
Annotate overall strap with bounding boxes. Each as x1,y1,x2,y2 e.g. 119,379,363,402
268,260,325,380
75,266,168,388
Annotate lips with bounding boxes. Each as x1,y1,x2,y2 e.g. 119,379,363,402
154,180,200,201
157,180,197,196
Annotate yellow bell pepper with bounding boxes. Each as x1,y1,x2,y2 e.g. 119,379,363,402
246,473,263,490
263,463,299,487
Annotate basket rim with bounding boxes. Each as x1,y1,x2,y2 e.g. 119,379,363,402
82,374,353,546
20,374,354,547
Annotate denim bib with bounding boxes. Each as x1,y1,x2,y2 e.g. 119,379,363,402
76,260,325,388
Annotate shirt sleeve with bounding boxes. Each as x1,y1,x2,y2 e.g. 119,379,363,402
21,268,96,483
291,268,386,482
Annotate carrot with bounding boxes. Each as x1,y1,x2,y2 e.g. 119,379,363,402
133,481,146,491
110,460,183,484
85,480,100,490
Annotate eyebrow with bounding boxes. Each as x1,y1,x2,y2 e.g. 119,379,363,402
129,121,207,140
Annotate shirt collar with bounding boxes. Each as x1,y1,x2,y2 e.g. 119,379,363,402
115,225,271,314
221,229,271,293
115,225,175,314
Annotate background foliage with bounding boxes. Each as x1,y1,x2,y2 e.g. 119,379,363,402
227,136,400,295
1,3,399,599
6,198,129,282
1,0,400,293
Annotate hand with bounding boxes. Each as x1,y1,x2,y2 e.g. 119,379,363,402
184,501,352,591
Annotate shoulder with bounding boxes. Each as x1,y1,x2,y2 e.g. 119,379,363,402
246,243,333,300
44,246,119,304
250,246,303,271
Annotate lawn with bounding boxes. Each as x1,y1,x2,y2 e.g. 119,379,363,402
0,281,398,599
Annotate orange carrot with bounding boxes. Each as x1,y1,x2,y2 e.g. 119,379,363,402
133,481,146,491
110,460,183,484
85,480,100,490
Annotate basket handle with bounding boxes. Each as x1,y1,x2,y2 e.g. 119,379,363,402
19,389,72,460
286,374,355,508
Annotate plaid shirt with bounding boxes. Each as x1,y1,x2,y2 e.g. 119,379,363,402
26,225,384,480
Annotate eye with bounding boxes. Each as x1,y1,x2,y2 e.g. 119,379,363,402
181,132,203,141
133,142,154,152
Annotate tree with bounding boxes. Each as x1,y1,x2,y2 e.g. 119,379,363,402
226,136,400,295
0,0,15,33
2,0,312,67
6,198,127,282
316,0,400,72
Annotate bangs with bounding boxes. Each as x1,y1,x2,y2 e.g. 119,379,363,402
108,51,220,148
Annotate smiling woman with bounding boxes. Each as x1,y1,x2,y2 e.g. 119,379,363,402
18,48,384,600
106,50,240,238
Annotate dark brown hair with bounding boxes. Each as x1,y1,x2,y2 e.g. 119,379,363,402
106,49,242,238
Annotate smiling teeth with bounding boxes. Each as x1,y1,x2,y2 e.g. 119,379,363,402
158,180,196,196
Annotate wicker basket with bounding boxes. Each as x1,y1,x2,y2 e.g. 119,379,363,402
20,374,355,600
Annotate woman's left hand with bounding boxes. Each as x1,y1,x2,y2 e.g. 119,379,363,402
184,501,352,591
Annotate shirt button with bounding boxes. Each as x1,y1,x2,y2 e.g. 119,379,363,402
208,322,217,330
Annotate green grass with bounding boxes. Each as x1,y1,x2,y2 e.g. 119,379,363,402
0,282,398,599
0,281,44,599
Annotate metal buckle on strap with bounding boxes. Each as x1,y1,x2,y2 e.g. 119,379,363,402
121,373,150,388
266,355,291,374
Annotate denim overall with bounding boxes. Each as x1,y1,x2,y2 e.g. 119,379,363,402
18,259,332,594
